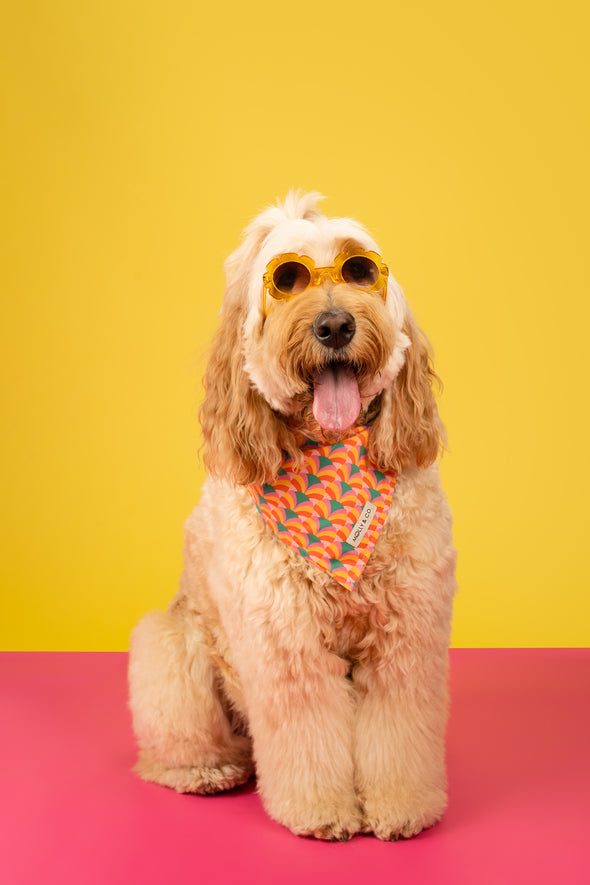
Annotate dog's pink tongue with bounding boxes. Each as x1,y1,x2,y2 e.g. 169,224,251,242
312,365,361,433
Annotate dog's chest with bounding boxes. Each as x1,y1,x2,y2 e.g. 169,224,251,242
308,548,402,664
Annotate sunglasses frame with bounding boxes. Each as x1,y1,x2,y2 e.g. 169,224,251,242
262,249,389,316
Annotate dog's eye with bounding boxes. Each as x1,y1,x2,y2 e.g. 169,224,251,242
341,256,379,288
273,262,311,296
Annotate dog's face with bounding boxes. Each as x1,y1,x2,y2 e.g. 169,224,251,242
201,192,442,485
242,215,410,442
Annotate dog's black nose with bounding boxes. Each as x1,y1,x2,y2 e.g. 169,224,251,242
312,310,356,349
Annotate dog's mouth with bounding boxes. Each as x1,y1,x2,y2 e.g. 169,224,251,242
311,362,361,434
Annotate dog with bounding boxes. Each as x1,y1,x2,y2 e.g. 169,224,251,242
128,192,457,841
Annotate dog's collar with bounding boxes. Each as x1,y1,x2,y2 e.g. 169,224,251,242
248,426,397,590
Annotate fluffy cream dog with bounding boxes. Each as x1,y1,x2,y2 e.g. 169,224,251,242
128,192,457,841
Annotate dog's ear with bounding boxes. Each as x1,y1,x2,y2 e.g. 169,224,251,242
199,298,291,485
200,192,325,485
368,311,445,473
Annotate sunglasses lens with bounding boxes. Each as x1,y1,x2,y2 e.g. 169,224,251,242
341,255,380,288
272,261,311,297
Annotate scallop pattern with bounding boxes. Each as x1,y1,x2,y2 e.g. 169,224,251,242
248,426,397,590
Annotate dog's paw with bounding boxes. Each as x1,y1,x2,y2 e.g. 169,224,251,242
136,752,254,794
283,805,362,841
264,794,362,841
302,816,361,842
362,788,448,841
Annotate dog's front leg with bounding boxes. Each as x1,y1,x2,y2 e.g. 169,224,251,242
354,662,449,840
236,634,361,840
353,646,450,840
352,546,456,840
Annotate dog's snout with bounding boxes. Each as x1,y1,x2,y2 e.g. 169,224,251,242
312,310,356,349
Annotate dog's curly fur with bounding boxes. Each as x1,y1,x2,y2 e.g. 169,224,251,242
128,192,457,841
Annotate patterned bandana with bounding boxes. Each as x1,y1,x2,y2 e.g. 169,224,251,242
248,426,397,590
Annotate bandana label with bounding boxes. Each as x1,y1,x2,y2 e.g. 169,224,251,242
248,426,397,590
347,501,378,547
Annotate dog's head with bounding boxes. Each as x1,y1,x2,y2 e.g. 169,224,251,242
200,192,443,484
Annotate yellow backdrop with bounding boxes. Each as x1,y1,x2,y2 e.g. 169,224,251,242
1,1,588,649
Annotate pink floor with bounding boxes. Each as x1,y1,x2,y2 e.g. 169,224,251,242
1,650,588,885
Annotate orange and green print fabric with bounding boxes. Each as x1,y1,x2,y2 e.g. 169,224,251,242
248,426,397,590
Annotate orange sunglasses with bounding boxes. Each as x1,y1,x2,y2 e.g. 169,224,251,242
262,249,388,316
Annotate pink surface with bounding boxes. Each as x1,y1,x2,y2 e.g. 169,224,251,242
1,649,588,884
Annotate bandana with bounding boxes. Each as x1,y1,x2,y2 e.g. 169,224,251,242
248,426,397,590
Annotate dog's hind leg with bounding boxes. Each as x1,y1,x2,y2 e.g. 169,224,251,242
128,604,253,794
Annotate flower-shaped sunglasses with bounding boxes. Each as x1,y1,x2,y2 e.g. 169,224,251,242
262,249,388,316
